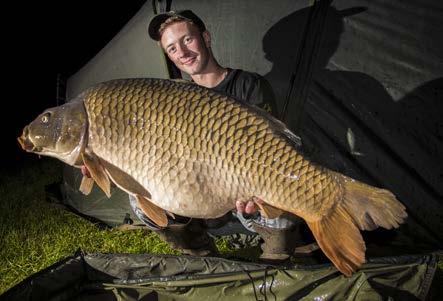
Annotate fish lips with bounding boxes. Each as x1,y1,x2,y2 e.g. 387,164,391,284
17,127,42,153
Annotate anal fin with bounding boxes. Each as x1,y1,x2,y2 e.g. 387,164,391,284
254,197,284,219
256,202,284,219
306,204,366,277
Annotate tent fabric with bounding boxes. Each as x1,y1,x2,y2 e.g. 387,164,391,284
2,252,438,301
66,3,170,99
295,0,443,241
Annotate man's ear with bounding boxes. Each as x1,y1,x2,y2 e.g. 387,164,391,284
202,31,211,48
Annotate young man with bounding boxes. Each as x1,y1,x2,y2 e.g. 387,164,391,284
131,10,301,261
150,10,275,113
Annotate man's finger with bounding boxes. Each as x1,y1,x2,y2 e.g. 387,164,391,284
245,200,258,214
236,200,245,213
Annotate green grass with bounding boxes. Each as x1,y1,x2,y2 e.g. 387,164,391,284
0,158,243,294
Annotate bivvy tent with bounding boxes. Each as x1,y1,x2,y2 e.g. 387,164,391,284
4,0,442,300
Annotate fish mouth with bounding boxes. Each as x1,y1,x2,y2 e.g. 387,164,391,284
17,127,42,152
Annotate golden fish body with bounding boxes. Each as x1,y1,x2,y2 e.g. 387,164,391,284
19,78,407,276
84,79,333,220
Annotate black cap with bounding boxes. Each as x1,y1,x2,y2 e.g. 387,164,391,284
148,10,206,41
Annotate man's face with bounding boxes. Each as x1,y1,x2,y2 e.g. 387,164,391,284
160,21,211,75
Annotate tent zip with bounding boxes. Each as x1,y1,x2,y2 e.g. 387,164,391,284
280,0,332,131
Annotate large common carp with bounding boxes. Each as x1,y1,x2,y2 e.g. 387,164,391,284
18,78,407,276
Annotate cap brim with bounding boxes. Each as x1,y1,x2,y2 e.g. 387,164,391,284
148,10,205,41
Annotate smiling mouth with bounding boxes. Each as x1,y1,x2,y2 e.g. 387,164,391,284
182,57,196,66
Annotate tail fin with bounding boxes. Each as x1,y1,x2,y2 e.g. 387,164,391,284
306,173,407,276
340,175,407,231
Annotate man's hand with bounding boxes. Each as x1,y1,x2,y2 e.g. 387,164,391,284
236,199,260,215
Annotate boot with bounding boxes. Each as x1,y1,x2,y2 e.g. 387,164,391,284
252,223,301,263
155,219,218,257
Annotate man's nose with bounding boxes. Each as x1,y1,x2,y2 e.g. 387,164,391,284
177,43,189,57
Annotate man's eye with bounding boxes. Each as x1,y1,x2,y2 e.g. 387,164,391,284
168,47,176,54
184,37,192,44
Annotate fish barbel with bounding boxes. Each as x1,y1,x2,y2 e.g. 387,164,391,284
18,78,407,276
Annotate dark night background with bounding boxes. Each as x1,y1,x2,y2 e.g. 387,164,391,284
3,1,146,172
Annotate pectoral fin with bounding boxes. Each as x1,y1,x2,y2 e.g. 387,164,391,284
100,158,151,198
136,195,168,228
81,152,111,197
255,201,284,219
98,158,169,228
79,175,95,195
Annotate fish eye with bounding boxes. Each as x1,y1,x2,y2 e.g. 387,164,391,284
41,112,51,123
